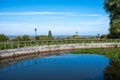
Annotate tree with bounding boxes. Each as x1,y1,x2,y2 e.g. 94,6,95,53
39,35,48,40
104,0,120,38
104,60,120,80
48,30,52,38
66,36,72,39
72,35,80,39
22,35,30,41
14,36,22,41
48,30,54,40
0,34,9,41
101,34,108,39
36,36,40,40
96,33,101,40
66,35,80,40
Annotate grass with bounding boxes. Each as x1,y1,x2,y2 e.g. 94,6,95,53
72,48,120,61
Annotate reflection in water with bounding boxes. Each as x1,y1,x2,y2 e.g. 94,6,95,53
104,59,120,80
0,51,68,68
0,54,110,80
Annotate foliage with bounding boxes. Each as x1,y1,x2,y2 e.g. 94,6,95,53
66,35,81,39
22,35,30,41
96,33,100,38
72,48,120,60
36,35,54,40
104,0,120,38
100,34,108,39
104,59,120,80
39,35,49,40
0,34,9,42
14,36,22,41
72,35,81,39
66,36,72,39
48,30,52,38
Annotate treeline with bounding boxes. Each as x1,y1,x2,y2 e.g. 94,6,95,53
0,33,109,42
0,34,55,42
0,34,79,42
104,0,120,38
0,30,54,42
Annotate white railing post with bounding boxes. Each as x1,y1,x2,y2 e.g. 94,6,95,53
12,42,13,49
4,42,6,50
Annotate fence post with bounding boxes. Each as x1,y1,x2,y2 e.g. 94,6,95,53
4,42,6,50
12,42,14,49
24,42,26,47
18,42,20,48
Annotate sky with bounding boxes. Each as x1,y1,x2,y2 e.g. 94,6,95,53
0,0,110,36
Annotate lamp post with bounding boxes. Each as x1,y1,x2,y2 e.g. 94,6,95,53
76,31,78,35
76,31,78,43
34,28,37,40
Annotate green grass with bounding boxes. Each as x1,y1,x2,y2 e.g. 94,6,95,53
72,48,120,61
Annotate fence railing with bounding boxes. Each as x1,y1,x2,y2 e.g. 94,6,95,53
0,39,120,50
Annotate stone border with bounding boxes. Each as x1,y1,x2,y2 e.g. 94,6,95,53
0,43,120,59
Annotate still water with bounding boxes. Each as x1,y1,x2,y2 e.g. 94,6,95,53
0,53,110,80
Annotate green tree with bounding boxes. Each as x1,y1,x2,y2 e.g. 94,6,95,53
39,35,48,40
36,36,40,40
48,30,52,38
48,30,54,40
104,60,120,80
66,36,72,39
96,33,100,38
0,34,9,41
66,35,80,40
22,35,30,41
104,0,120,38
72,35,80,39
15,36,22,41
101,34,108,39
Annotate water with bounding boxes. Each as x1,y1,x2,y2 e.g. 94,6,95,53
0,53,110,80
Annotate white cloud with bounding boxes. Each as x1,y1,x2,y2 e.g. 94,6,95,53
68,14,102,17
0,12,74,16
0,12,102,17
48,16,64,19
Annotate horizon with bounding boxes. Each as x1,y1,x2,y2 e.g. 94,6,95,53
0,0,109,35
6,34,97,38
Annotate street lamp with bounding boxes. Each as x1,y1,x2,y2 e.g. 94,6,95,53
76,31,78,35
76,31,78,43
34,28,37,40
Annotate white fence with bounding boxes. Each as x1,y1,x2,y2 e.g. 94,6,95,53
0,43,120,58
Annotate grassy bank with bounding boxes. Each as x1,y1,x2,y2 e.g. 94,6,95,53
72,48,120,61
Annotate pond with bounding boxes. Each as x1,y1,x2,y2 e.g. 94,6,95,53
0,53,118,80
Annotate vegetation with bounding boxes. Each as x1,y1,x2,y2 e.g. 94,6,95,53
48,30,52,38
104,0,120,38
14,36,22,41
66,35,81,39
104,59,120,80
72,48,120,61
36,35,54,40
100,34,108,39
72,47,120,79
0,34,120,50
22,35,30,41
0,34,9,42
0,38,120,50
48,30,54,40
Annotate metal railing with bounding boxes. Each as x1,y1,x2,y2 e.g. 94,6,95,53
0,39,120,50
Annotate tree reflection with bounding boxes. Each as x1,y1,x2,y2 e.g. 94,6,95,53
104,59,120,80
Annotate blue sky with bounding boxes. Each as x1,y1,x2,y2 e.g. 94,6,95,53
0,0,109,35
